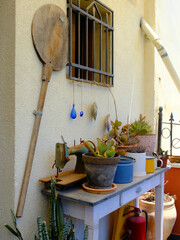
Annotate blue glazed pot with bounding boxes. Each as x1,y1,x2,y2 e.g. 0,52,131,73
114,156,135,184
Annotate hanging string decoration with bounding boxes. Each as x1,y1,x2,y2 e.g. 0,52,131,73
70,81,77,119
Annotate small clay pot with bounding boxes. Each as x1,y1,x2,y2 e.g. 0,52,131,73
161,157,168,168
82,153,120,189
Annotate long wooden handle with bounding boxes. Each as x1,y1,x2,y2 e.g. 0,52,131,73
16,63,52,217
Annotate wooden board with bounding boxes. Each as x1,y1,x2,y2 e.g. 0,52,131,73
39,170,87,189
32,4,68,71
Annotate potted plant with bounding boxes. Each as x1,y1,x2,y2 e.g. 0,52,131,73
159,148,169,168
102,119,139,153
139,190,177,240
129,114,156,156
125,147,146,177
82,138,120,189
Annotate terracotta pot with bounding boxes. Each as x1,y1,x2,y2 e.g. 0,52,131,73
82,153,120,189
132,134,157,156
139,197,177,240
160,157,168,168
116,144,138,152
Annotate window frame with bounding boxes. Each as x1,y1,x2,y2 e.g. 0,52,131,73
67,0,114,87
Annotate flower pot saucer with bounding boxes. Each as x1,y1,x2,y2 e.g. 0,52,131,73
82,182,117,194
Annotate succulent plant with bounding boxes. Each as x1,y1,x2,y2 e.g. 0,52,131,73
159,148,168,157
83,138,116,158
102,119,139,151
129,114,152,136
102,119,122,142
126,146,146,153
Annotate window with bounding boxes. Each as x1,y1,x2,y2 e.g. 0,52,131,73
67,0,114,86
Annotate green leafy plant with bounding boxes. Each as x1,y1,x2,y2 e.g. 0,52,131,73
103,119,122,142
4,178,88,240
102,120,139,153
4,209,23,240
83,138,116,158
129,114,152,136
159,148,168,157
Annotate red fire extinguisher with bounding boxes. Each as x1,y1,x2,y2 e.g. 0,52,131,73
123,206,148,240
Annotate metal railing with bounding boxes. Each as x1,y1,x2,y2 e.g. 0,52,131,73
158,107,180,155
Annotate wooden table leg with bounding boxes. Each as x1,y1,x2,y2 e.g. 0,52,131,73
84,205,99,240
155,172,164,240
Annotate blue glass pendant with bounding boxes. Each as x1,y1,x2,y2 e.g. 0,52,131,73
70,104,77,119
80,111,84,117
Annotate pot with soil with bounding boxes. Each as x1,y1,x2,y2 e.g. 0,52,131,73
139,191,177,240
82,153,120,188
129,114,157,156
82,139,120,189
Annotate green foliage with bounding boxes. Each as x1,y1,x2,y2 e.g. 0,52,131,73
159,148,168,157
83,138,116,158
129,114,152,136
4,209,23,240
111,119,122,138
83,226,88,240
37,216,44,240
5,179,88,240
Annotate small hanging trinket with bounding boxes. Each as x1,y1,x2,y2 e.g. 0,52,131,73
92,102,98,120
106,114,111,132
70,81,77,119
70,104,77,119
80,111,83,117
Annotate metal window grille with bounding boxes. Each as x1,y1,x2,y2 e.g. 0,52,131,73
67,0,114,87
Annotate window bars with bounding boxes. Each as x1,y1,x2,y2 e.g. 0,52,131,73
67,0,114,87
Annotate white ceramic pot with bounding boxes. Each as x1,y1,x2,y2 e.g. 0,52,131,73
139,197,177,240
125,152,146,177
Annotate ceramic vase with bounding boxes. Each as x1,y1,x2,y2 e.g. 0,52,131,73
139,197,177,240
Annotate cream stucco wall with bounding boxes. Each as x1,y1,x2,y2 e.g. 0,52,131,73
3,0,178,239
155,0,180,155
0,1,15,239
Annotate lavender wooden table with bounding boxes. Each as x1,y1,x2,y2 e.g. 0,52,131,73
43,167,170,240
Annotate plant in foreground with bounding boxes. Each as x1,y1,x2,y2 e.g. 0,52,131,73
4,178,88,240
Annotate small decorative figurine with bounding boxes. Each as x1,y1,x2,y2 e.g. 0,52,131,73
92,102,98,120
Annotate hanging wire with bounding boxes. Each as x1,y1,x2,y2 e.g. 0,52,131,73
80,79,84,117
73,80,75,104
108,87,118,120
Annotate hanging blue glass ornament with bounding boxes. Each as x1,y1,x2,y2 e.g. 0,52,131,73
80,111,84,117
70,104,77,119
